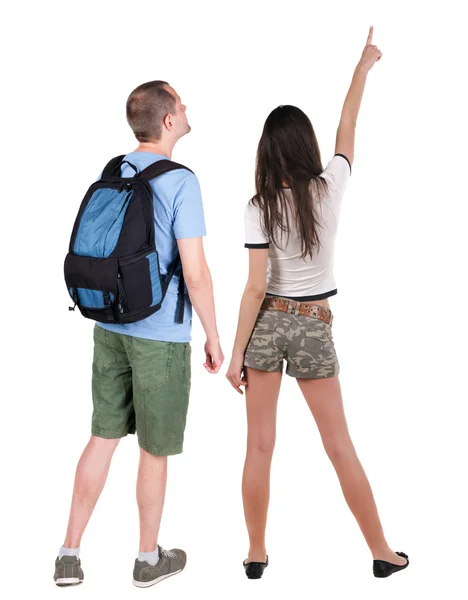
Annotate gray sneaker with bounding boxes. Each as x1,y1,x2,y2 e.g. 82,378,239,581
133,545,187,588
53,555,84,586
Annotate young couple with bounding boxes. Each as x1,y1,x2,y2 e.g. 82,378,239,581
55,27,409,588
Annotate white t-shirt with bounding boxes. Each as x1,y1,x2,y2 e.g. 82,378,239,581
244,154,351,300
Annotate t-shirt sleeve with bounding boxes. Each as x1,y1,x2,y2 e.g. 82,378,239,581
172,173,207,239
244,201,269,248
321,154,352,195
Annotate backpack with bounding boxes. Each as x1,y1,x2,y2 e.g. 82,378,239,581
64,155,192,325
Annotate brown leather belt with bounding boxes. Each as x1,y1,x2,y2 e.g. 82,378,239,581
260,296,333,326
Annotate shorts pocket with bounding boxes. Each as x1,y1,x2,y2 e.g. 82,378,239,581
134,340,174,393
248,319,279,358
254,321,277,332
182,343,191,379
93,327,117,374
303,325,331,353
251,321,277,346
305,327,329,343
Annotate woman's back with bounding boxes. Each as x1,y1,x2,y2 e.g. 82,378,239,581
245,154,351,299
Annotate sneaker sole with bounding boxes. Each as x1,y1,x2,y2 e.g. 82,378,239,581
132,568,183,588
55,578,82,586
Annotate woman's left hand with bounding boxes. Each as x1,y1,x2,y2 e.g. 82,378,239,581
226,353,248,395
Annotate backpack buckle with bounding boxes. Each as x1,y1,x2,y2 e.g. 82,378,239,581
118,182,133,193
103,292,112,308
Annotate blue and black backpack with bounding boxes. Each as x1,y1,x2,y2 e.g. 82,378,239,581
64,155,192,325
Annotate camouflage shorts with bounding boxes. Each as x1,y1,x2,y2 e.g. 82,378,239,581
244,307,339,379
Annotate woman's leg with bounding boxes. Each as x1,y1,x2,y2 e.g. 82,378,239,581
297,376,406,564
243,368,282,563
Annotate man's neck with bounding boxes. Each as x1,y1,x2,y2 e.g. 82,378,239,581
134,141,174,159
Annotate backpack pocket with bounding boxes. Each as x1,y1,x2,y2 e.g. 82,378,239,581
118,250,163,315
69,288,115,309
64,253,119,322
74,188,134,258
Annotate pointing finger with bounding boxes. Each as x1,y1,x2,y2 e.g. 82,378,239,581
366,25,374,46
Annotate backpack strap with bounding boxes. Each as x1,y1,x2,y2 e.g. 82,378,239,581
140,159,192,325
176,271,185,324
101,156,193,180
139,159,192,324
138,159,193,181
101,155,126,178
161,255,185,325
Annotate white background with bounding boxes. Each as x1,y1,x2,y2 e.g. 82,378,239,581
1,1,467,598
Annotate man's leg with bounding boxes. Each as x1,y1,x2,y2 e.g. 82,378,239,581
137,449,167,552
54,326,134,586
131,339,190,587
63,436,120,548
54,436,121,586
65,326,134,547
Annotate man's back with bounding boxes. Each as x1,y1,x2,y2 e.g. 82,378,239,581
97,151,206,343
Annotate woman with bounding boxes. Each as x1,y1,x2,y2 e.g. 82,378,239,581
226,27,409,580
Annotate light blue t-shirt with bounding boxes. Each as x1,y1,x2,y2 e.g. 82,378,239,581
97,152,206,342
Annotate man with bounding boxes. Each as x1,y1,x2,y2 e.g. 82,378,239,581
54,81,224,588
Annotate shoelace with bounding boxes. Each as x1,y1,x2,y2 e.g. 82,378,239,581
160,548,177,559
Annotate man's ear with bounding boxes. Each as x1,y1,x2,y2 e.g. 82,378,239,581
163,113,173,131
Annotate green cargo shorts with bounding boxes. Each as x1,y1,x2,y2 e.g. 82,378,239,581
91,325,191,456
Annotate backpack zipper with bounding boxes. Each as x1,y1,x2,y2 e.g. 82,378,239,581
69,289,78,311
117,272,126,313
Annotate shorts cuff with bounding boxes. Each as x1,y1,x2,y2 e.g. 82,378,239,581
286,370,340,379
92,428,135,439
244,362,283,373
138,441,184,457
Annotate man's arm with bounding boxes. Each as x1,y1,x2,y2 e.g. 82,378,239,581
177,237,223,373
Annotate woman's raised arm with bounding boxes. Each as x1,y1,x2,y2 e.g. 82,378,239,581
335,26,383,165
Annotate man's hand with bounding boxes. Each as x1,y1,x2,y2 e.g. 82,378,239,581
358,26,383,72
204,338,224,374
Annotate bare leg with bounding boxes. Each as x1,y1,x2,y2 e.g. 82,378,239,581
297,376,406,564
137,448,168,552
242,368,282,563
63,436,120,548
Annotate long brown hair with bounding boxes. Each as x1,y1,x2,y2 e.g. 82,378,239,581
252,105,328,259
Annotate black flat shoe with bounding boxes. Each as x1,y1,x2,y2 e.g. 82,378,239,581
243,556,269,579
373,551,409,578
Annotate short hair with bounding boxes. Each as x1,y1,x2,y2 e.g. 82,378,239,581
126,81,176,142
